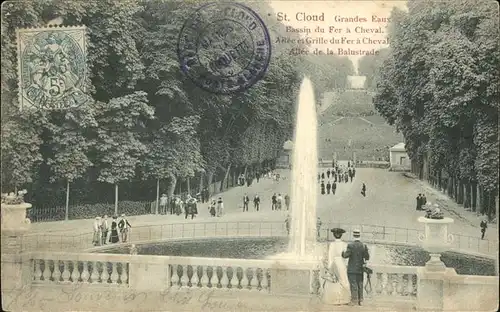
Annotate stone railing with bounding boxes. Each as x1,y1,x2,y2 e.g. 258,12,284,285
31,252,130,286
22,221,497,258
27,252,316,296
4,251,496,311
168,257,272,292
25,252,427,303
314,264,418,301
370,265,418,300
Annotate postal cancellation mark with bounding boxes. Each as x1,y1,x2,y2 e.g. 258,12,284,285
177,2,271,94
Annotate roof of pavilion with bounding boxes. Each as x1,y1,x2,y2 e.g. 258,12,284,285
389,142,406,152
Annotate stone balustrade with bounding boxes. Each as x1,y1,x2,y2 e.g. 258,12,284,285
370,265,418,299
31,252,130,286
168,257,271,292
3,251,494,311
28,251,419,301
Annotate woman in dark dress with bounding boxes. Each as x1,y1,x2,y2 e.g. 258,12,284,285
109,215,120,243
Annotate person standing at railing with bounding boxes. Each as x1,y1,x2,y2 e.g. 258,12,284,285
271,193,277,210
284,194,290,210
159,194,168,215
109,215,120,243
285,215,291,235
243,194,249,212
277,194,283,210
101,215,109,245
480,219,488,240
118,214,132,243
253,194,260,211
92,217,102,246
342,229,370,306
209,198,217,217
216,197,224,217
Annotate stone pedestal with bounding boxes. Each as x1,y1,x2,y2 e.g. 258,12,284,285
416,267,456,310
1,202,32,233
268,259,321,296
1,202,32,291
417,216,454,272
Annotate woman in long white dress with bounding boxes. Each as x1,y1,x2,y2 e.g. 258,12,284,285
322,228,351,304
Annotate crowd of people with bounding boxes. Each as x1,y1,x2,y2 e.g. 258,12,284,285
318,161,367,197
92,214,132,246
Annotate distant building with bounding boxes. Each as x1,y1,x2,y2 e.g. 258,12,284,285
277,140,293,168
389,143,411,171
347,76,367,89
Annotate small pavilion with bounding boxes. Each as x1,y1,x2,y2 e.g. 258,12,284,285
389,143,411,171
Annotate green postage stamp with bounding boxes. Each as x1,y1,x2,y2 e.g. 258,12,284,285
16,26,88,110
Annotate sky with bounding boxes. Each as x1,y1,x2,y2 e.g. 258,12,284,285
267,1,408,72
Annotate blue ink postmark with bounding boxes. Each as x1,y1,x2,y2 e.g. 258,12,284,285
178,3,271,94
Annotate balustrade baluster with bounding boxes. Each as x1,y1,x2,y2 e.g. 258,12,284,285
376,273,385,295
240,267,249,290
90,261,99,283
250,267,259,290
210,266,222,288
220,267,229,289
396,274,404,295
61,261,71,282
42,260,52,282
230,267,239,289
385,274,394,295
52,260,61,282
80,261,90,283
101,262,110,283
70,261,81,282
170,265,179,287
34,259,42,281
180,265,189,287
409,275,417,296
191,266,200,287
260,269,269,291
120,263,128,285
110,263,119,284
200,266,209,288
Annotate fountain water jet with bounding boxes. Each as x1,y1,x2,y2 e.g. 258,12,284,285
288,77,319,258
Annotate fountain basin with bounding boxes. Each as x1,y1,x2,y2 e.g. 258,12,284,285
94,237,496,276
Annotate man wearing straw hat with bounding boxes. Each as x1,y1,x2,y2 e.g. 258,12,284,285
342,228,370,306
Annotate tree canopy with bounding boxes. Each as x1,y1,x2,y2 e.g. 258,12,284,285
372,0,498,218
1,0,353,209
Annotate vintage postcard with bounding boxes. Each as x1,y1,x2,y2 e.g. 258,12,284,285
1,0,498,311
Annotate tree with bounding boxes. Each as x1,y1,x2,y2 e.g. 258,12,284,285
358,48,390,90
373,0,499,220
94,91,154,214
141,116,204,213
45,103,97,219
0,111,43,192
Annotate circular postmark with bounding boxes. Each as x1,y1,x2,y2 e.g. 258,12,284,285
177,2,271,94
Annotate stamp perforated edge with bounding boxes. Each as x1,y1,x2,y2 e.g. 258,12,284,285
16,25,88,111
